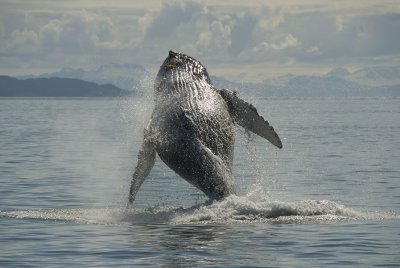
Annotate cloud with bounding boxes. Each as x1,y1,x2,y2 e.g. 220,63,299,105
193,19,232,56
271,34,299,50
228,13,257,56
142,1,207,40
0,0,399,76
35,11,123,51
5,29,38,54
133,1,210,58
350,13,400,57
131,3,297,63
307,46,320,54
335,15,344,33
0,9,141,70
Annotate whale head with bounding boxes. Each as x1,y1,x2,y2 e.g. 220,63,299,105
155,51,211,90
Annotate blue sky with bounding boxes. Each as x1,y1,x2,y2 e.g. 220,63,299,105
1,0,399,81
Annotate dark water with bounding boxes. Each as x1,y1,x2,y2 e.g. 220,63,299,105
1,97,399,267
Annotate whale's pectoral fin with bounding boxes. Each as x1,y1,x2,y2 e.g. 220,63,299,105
218,88,283,149
129,127,156,204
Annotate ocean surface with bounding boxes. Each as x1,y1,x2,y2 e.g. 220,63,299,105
0,96,399,267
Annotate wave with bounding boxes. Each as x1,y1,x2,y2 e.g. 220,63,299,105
1,195,398,225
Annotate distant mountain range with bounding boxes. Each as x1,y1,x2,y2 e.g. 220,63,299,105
2,64,399,97
18,64,148,91
212,65,400,97
0,76,137,97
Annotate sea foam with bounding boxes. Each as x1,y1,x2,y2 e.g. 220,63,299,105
2,194,397,225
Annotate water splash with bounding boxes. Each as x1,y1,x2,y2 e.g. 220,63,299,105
1,195,397,225
169,196,360,224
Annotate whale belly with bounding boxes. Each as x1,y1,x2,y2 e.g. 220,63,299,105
153,89,236,199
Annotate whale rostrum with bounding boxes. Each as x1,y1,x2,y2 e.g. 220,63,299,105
129,51,282,203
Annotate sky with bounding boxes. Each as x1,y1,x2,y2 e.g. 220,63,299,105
1,0,399,81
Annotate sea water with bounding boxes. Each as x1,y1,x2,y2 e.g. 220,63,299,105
0,97,399,267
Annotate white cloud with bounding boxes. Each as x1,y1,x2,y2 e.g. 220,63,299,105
140,1,206,41
307,46,320,54
6,29,38,53
0,9,142,71
194,20,232,53
243,34,299,60
0,0,399,76
270,34,299,50
335,15,344,33
257,8,285,31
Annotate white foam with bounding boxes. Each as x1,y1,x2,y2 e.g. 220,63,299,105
0,207,127,225
169,196,360,224
2,196,398,225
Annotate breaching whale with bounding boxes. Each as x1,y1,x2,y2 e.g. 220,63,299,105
129,51,282,203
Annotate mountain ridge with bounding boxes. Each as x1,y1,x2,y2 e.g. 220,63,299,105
4,64,400,97
0,76,138,97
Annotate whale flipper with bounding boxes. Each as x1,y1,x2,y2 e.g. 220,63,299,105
218,89,283,149
129,126,156,203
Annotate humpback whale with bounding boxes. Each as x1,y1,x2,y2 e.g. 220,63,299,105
129,51,282,203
